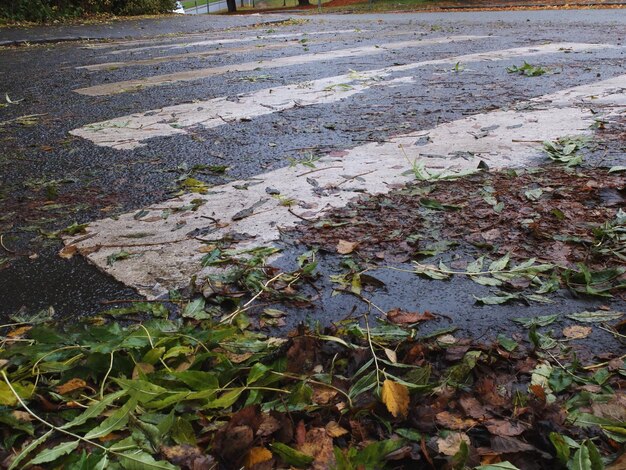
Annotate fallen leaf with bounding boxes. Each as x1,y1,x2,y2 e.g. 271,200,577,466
132,362,155,379
381,379,410,418
298,427,335,470
387,308,436,325
562,325,592,340
161,444,215,468
59,244,78,259
55,378,87,395
325,421,348,438
244,447,273,469
312,385,338,405
437,432,471,456
7,326,31,338
257,414,281,437
336,239,359,254
436,411,477,430
484,419,527,437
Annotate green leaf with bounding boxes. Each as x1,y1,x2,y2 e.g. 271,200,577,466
28,440,79,466
488,253,510,272
475,463,521,470
270,442,314,467
471,276,503,286
182,297,209,320
496,334,518,352
474,293,519,305
118,450,178,470
566,310,623,323
608,165,626,173
466,256,484,274
585,440,603,470
512,314,558,328
550,432,571,465
8,430,54,470
61,390,126,430
204,388,243,409
568,444,591,470
247,363,269,385
525,188,543,201
84,395,139,439
395,428,423,442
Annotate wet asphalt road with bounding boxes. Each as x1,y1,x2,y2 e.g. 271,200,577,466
0,10,625,350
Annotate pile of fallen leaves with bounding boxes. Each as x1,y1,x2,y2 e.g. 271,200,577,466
0,302,624,469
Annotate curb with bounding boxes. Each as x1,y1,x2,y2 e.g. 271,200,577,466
0,36,103,47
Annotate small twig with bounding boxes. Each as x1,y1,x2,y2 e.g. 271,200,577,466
364,315,382,396
582,353,626,370
0,234,14,253
336,170,376,187
296,165,343,177
220,272,284,324
99,352,114,400
100,298,176,305
333,287,387,316
287,207,315,222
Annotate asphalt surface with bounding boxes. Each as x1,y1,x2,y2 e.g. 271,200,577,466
0,10,625,351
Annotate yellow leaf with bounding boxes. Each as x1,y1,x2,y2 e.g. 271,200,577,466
381,379,409,418
244,447,272,468
325,421,348,438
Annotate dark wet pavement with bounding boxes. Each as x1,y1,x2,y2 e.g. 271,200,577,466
0,10,625,353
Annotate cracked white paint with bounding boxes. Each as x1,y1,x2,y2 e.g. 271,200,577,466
77,41,294,71
100,29,370,55
64,74,626,298
71,42,617,149
73,36,486,96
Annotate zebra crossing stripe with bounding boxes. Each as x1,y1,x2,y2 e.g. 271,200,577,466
77,41,293,71
102,29,370,55
63,73,626,298
73,36,486,96
70,42,617,149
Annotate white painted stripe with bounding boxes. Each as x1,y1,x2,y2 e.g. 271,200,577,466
65,73,626,298
77,42,290,71
70,42,617,149
73,36,485,96
104,30,369,55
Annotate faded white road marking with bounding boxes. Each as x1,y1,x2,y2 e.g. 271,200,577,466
71,42,616,149
103,29,369,55
64,74,626,298
78,41,293,71
73,36,484,96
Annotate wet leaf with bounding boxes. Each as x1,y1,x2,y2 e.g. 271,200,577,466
381,379,410,418
475,463,520,470
336,240,359,254
387,308,435,325
182,297,210,320
513,314,559,328
562,325,592,339
566,310,623,323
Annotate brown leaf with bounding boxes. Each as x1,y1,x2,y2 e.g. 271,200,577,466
562,325,592,340
312,385,338,405
161,444,215,470
484,419,527,437
325,421,348,438
257,414,280,437
336,239,359,254
387,308,436,325
7,326,31,338
381,379,410,418
459,396,492,420
243,447,273,469
59,244,78,259
298,427,335,470
132,362,155,380
436,432,471,456
435,411,477,430
55,378,87,395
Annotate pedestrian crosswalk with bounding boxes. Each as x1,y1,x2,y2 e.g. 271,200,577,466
62,27,626,297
